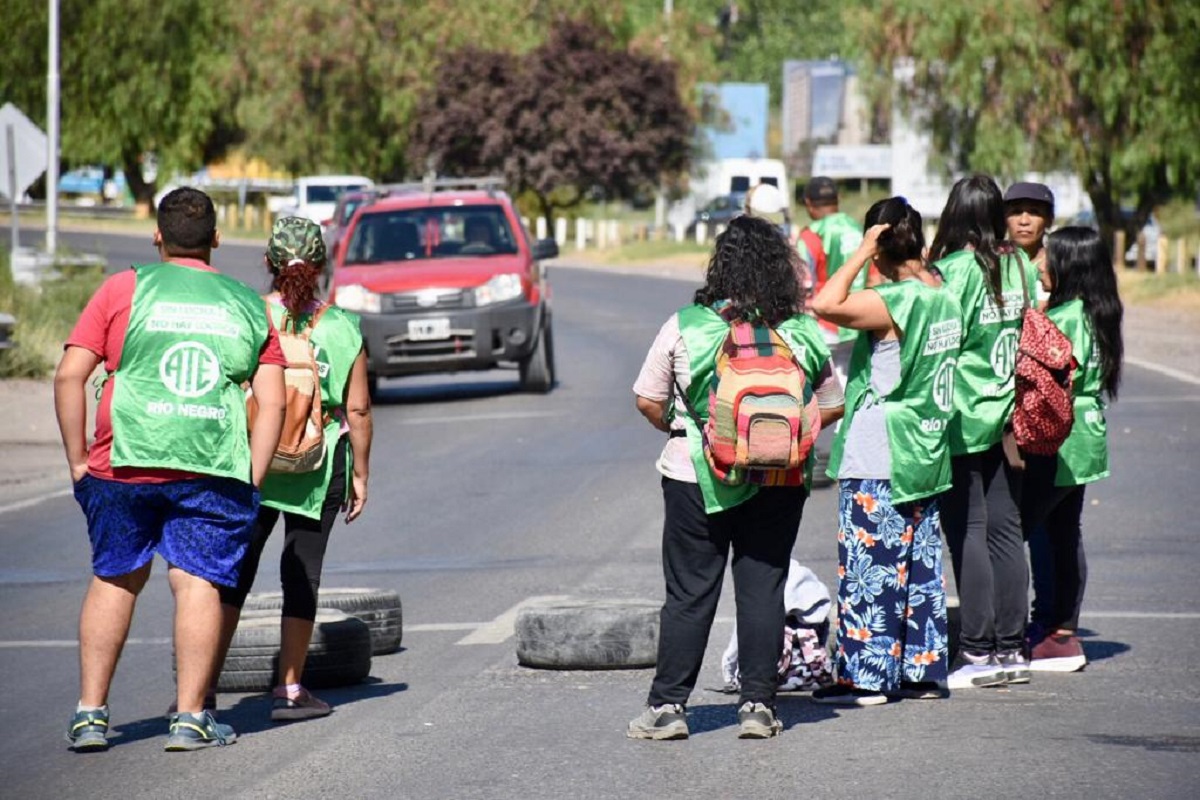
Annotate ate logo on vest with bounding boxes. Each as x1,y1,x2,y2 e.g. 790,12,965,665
159,341,221,398
990,329,1019,379
932,358,956,412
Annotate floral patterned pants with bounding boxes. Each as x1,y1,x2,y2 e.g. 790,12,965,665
834,478,949,691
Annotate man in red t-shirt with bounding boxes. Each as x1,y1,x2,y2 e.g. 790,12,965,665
55,187,287,752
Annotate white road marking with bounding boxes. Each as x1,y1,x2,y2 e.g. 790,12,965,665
454,595,572,645
2,609,1198,650
1113,395,1200,404
0,488,73,516
1125,356,1200,387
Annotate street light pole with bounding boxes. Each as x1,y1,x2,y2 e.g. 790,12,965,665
46,0,60,256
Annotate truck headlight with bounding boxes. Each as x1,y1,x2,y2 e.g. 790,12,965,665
334,284,381,313
474,273,524,306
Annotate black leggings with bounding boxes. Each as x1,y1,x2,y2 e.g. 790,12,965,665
1021,455,1087,632
219,440,347,620
941,443,1028,655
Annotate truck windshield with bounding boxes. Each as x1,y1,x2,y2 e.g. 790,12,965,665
343,205,520,264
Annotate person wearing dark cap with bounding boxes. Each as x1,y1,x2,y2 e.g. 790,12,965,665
1004,182,1055,275
214,216,373,723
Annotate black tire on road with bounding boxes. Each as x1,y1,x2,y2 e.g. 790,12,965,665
243,588,403,655
515,599,659,670
213,609,372,693
518,318,554,393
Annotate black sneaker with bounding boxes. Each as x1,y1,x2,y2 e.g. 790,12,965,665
811,685,888,706
164,711,238,751
65,707,110,752
737,702,783,738
626,704,688,740
889,681,950,700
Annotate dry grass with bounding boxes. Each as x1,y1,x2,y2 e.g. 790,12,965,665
1117,269,1200,312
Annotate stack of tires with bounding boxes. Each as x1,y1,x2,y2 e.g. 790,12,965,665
216,588,403,693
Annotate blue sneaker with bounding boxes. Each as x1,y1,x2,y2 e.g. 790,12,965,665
164,711,237,751
66,707,110,751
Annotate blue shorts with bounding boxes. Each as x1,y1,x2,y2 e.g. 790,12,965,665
73,474,261,587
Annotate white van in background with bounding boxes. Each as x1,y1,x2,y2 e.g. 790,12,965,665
273,175,374,228
691,158,788,206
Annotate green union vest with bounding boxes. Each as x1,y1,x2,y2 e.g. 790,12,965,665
825,279,964,504
1047,298,1109,486
109,263,269,481
808,212,865,343
260,300,364,519
676,304,832,513
935,249,1039,455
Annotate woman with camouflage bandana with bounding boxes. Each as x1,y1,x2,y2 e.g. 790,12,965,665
216,216,373,721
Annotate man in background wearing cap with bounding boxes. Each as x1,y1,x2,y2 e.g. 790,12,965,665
1004,181,1056,278
55,187,287,752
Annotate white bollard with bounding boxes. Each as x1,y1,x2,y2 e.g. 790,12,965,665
522,216,531,232
555,217,567,246
715,224,727,239
575,218,587,251
608,219,620,247
597,218,607,249
674,223,685,243
536,216,547,241
695,221,707,245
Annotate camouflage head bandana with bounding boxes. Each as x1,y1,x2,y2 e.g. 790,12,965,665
267,216,327,268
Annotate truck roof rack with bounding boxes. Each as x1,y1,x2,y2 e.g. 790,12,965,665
371,175,506,198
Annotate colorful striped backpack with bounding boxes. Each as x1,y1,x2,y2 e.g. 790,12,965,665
679,321,822,486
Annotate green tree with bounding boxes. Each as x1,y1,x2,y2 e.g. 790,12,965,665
852,0,1200,245
60,0,236,207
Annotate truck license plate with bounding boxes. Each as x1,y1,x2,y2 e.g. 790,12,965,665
408,318,451,341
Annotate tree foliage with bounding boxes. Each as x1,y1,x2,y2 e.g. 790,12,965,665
408,20,694,222
852,0,1200,243
0,0,234,205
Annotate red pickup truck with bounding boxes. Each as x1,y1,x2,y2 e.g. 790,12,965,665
328,179,559,396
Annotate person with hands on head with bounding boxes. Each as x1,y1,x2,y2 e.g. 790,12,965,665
811,198,963,705
55,186,287,752
628,215,844,741
213,217,372,723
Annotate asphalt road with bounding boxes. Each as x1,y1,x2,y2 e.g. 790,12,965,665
1,229,1198,798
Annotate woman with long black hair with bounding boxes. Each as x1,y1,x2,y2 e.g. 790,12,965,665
930,175,1041,690
629,215,844,739
1021,226,1123,672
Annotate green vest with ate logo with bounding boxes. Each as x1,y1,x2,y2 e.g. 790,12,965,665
109,263,269,481
1047,298,1109,486
826,279,964,503
676,305,832,514
260,299,363,518
935,249,1038,455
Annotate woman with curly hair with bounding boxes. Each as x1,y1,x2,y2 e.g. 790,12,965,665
930,175,1041,690
810,197,963,705
214,217,373,722
628,215,845,740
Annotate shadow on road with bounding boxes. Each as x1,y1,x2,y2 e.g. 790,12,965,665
105,680,409,746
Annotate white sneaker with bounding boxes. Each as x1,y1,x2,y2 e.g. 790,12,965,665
947,652,1007,689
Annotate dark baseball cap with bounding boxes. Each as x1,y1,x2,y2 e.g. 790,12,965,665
1004,182,1055,215
803,176,838,204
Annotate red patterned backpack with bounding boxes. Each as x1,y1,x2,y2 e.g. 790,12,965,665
677,318,822,486
1011,263,1076,456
